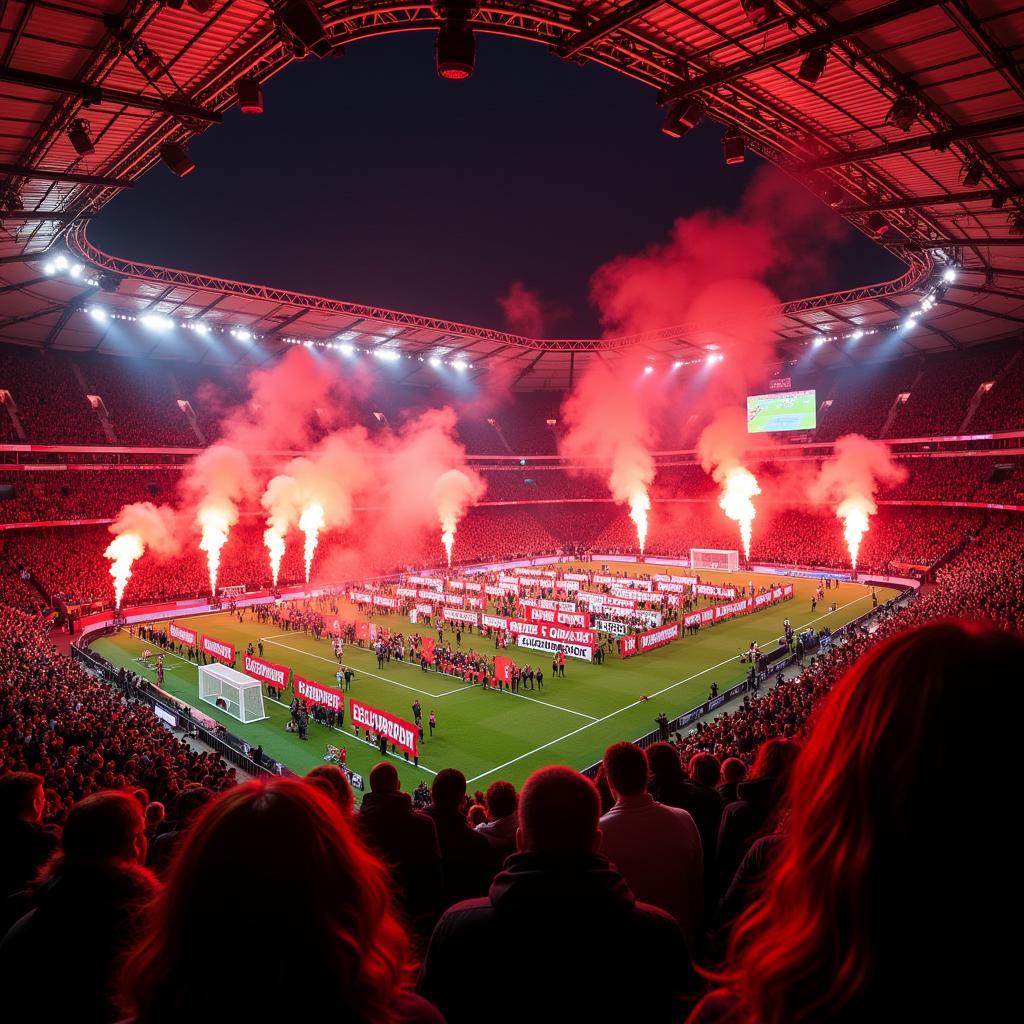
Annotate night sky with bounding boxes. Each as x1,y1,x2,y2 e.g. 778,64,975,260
93,33,903,337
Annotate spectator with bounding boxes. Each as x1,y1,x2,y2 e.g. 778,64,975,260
306,764,355,816
690,620,1021,1022
599,743,704,954
717,739,800,891
717,758,746,805
146,786,213,877
118,779,442,1023
0,772,59,902
142,802,165,844
474,780,518,868
419,765,696,1023
422,768,493,911
0,790,158,1024
357,762,442,939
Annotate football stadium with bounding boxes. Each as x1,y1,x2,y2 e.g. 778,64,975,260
0,2,1020,1021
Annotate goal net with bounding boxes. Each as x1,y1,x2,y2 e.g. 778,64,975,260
690,548,740,572
198,663,268,724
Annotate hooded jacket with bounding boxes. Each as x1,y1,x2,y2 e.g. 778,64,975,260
418,850,696,1024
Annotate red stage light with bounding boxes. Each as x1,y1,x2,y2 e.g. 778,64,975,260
236,78,263,114
436,21,475,80
160,142,196,178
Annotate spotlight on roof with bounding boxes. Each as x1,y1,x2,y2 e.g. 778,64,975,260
429,356,442,367
723,129,745,165
866,211,889,237
141,314,173,331
888,96,918,132
672,361,684,369
851,330,864,341
643,365,655,374
97,271,121,292
435,5,475,80
54,255,69,271
338,342,355,356
812,336,827,347
88,306,108,322
798,48,827,84
236,77,263,114
740,0,778,27
68,118,95,156
69,263,82,278
191,321,209,335
943,267,957,283
159,142,196,178
961,161,983,188
374,348,401,362
43,261,56,275
230,328,252,341
279,0,333,58
661,99,703,139
453,359,468,371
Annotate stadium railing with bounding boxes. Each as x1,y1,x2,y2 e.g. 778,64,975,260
71,638,280,779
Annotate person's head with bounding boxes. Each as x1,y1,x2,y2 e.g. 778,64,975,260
130,787,149,809
484,780,517,820
720,757,746,787
173,786,213,828
120,779,408,1021
306,765,355,816
144,802,165,831
431,768,467,813
646,742,684,781
723,620,1023,1021
467,804,487,827
602,742,648,800
0,772,46,823
517,766,600,854
368,762,400,795
750,738,801,789
61,790,148,867
688,752,721,788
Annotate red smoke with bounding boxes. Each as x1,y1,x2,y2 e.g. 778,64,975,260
498,281,549,337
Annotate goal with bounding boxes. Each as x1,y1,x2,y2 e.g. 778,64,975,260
690,548,740,572
198,663,268,724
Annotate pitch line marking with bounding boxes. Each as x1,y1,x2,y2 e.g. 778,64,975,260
464,592,873,784
113,630,440,776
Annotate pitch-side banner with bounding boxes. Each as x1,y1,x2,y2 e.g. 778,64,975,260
396,586,418,598
561,572,589,582
200,634,235,664
595,608,663,631
409,576,443,590
619,622,680,659
683,585,794,628
295,674,344,712
350,699,418,756
243,653,289,689
516,634,594,661
350,591,373,604
169,621,197,646
526,598,579,613
654,573,699,585
443,608,479,625
655,581,689,594
696,584,738,599
521,604,591,628
372,595,399,609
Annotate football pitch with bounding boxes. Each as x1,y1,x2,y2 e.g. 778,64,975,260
88,563,897,796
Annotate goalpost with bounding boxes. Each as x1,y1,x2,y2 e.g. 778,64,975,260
690,548,741,572
198,663,268,724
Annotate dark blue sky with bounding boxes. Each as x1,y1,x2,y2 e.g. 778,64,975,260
93,33,902,337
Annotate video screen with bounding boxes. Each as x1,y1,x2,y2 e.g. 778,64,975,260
747,389,817,433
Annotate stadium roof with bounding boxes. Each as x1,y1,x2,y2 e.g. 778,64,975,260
0,0,1022,389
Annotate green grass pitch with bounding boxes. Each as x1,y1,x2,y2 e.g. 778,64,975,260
88,563,896,797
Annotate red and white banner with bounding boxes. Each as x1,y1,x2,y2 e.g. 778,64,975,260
200,634,235,664
243,654,289,689
440,593,465,606
620,622,680,658
683,585,794,629
516,634,594,661
373,595,399,609
485,585,506,597
468,596,485,609
415,602,434,616
168,621,197,646
448,580,465,590
654,573,699,584
396,586,418,598
522,604,592,629
295,674,344,712
463,580,482,592
507,619,597,646
561,572,589,582
350,590,373,604
696,584,738,599
527,598,579,612
443,607,479,625
482,613,510,631
350,699,418,756
418,589,442,601
409,576,443,590
655,580,689,594
494,655,514,687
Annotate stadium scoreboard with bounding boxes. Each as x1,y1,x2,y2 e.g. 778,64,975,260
747,389,817,433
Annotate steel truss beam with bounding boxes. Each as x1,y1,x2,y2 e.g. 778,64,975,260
0,67,221,124
0,163,135,189
557,0,665,59
842,187,1023,213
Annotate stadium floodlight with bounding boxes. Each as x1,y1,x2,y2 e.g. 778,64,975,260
436,16,475,80
191,321,210,335
661,99,703,139
429,356,442,367
69,263,82,278
798,48,827,84
230,328,252,341
54,255,69,271
723,129,745,165
943,267,957,282
337,341,355,355
375,348,401,362
866,212,888,237
643,365,655,374
141,314,173,331
961,161,983,187
43,261,56,275
673,361,684,369
813,336,827,347
888,96,918,132
236,77,263,114
68,118,95,156
741,0,777,27
453,359,467,371
160,141,196,177
851,330,864,341
88,306,107,322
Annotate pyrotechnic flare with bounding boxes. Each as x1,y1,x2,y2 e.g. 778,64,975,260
198,506,230,596
628,489,651,554
808,434,907,572
264,527,286,586
104,533,144,609
432,468,486,568
299,502,325,583
719,466,761,560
